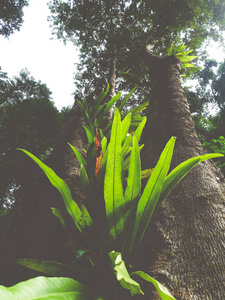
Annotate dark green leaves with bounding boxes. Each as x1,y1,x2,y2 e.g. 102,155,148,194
17,149,92,235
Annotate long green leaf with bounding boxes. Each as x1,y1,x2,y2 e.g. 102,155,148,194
157,153,224,210
121,113,132,143
126,101,149,116
80,164,92,199
51,207,71,229
118,86,137,112
122,136,141,256
134,117,147,143
68,143,86,169
124,136,141,203
0,276,92,300
17,149,84,232
104,108,124,241
16,259,73,276
108,251,143,296
122,134,132,157
93,82,110,110
83,125,95,144
77,99,90,125
132,271,176,300
130,137,176,251
102,92,122,116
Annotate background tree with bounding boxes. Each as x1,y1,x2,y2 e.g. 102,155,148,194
0,0,29,37
186,60,225,173
0,68,64,210
48,0,225,106
1,1,225,299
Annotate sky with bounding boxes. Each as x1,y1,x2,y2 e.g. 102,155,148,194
0,1,225,111
0,0,79,110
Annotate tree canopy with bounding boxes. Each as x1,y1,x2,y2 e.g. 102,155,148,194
0,69,63,209
0,0,29,37
48,0,225,103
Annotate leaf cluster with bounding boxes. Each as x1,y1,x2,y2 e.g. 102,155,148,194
11,86,223,299
0,0,29,37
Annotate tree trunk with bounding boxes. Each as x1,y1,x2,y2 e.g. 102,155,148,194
140,46,225,299
0,102,87,286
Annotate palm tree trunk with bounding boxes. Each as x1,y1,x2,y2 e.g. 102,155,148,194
140,46,225,299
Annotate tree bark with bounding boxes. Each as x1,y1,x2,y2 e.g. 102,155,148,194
140,46,225,299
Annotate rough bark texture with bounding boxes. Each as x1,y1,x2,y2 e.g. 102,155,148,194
140,46,225,299
0,102,87,286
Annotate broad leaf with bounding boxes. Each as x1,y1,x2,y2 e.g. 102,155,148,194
80,165,92,198
108,251,143,296
130,137,176,252
157,153,224,210
122,136,141,256
16,259,73,276
83,125,95,144
18,149,85,233
102,92,122,116
0,276,94,300
118,86,137,112
104,108,124,241
68,143,86,169
132,271,176,300
134,117,147,143
121,113,132,144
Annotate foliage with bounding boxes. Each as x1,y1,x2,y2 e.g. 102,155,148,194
186,59,225,173
9,87,223,299
203,136,225,173
0,68,63,210
48,0,225,105
167,43,198,76
0,0,29,37
0,276,100,300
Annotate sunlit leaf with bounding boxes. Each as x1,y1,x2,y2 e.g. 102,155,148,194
108,251,143,296
132,271,176,300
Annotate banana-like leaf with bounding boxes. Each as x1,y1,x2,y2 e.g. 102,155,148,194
156,153,224,210
68,143,87,169
83,125,95,144
80,165,92,199
93,82,110,111
101,137,107,156
102,92,122,117
51,207,71,229
104,108,124,241
130,137,176,252
134,117,147,143
132,271,176,300
77,99,90,125
122,134,132,157
118,86,137,112
122,136,141,256
108,251,143,296
16,259,73,276
121,113,132,143
85,111,93,130
124,136,141,203
0,276,97,300
17,149,85,233
126,101,149,116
